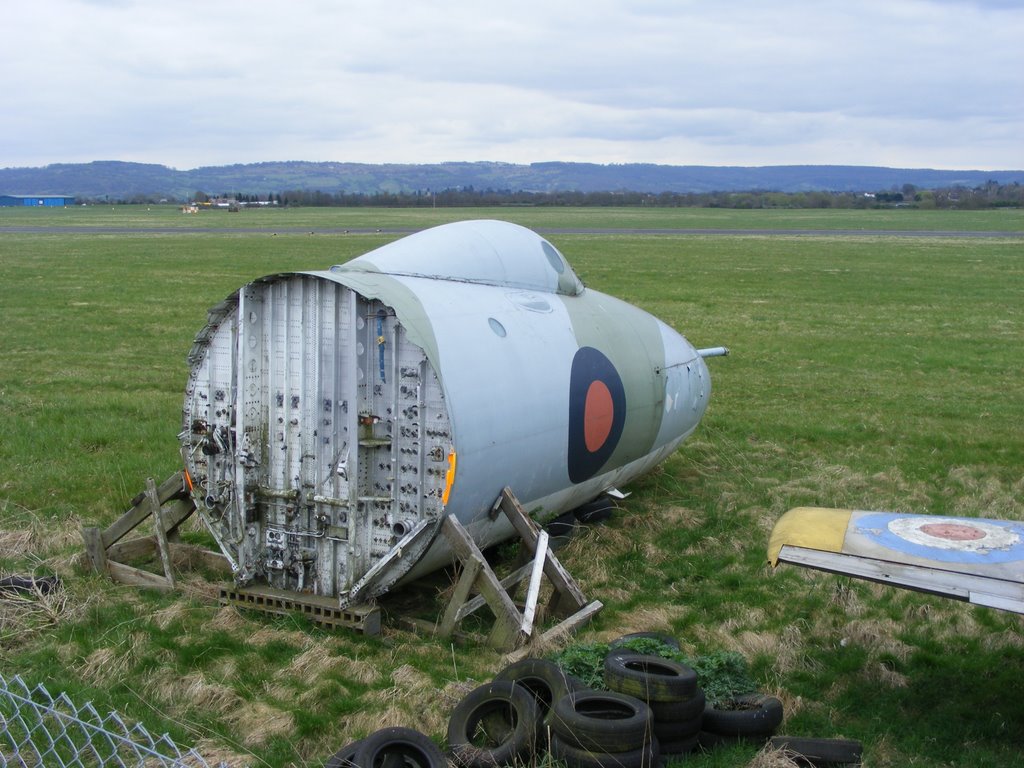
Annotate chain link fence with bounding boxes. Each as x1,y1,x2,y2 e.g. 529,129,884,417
0,673,227,767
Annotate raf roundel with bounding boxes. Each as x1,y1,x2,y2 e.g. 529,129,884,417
855,512,1024,565
567,347,626,484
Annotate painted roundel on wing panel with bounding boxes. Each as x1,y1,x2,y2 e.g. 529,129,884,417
568,347,626,483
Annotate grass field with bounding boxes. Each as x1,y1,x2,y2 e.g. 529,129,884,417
1,207,1023,766
3,201,1024,231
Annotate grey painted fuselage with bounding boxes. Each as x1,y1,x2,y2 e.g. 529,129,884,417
181,220,711,604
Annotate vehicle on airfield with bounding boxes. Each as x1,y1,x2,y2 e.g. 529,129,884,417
181,220,724,607
769,506,1024,614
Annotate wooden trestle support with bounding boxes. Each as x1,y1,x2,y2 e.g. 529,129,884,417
430,487,603,652
82,477,600,649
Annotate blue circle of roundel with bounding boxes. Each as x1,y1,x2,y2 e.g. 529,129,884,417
568,347,626,484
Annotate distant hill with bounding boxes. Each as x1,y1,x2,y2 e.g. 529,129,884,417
1,160,1021,201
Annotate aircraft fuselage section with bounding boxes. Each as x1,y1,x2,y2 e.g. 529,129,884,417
181,221,711,602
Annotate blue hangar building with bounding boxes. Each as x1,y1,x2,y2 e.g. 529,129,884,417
0,195,76,207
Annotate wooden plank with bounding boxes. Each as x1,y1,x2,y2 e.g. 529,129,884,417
539,551,587,613
102,472,187,548
441,516,524,649
160,497,197,539
499,487,587,611
533,600,603,650
442,515,482,561
400,616,482,645
520,530,548,636
168,543,232,575
499,487,540,545
106,560,173,591
435,501,596,650
442,518,521,624
456,562,533,622
148,478,176,588
104,537,230,576
107,536,157,562
438,555,483,637
81,526,108,574
506,600,604,663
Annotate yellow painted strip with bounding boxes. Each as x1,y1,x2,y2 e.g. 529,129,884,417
767,506,853,566
442,450,457,506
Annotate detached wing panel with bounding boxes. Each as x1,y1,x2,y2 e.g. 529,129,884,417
769,507,1024,614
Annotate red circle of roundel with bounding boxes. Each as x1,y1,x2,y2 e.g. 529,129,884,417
568,347,626,484
584,381,614,452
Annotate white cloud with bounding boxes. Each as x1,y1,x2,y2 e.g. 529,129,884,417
1,0,1021,169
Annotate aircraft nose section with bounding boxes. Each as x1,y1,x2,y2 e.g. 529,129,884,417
655,333,712,448
688,354,712,421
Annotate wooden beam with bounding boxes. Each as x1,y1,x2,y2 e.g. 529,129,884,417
520,530,548,636
423,493,602,651
508,600,604,662
81,526,108,574
441,516,524,649
102,472,187,548
160,497,197,539
105,537,231,576
167,543,232,575
148,478,176,589
456,562,532,622
499,487,587,612
107,560,173,591
107,536,156,562
438,555,483,637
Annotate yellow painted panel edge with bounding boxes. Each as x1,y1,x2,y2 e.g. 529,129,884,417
767,507,854,566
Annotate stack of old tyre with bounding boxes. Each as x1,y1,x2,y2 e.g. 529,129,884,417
602,647,704,759
547,687,658,768
448,656,668,768
446,658,584,767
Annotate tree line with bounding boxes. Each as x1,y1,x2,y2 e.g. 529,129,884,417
96,181,1023,209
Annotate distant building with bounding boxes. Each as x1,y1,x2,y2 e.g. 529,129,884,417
0,195,76,207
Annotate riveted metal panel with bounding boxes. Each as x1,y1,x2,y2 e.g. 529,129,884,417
182,274,451,601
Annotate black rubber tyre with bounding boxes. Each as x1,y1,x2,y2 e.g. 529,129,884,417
702,694,784,738
649,688,705,723
604,653,698,703
493,658,582,716
769,736,864,765
697,729,770,750
573,498,615,525
493,657,584,745
549,734,659,768
0,575,60,596
608,632,682,652
550,690,652,753
447,680,540,768
350,728,447,768
324,738,363,768
659,734,700,757
546,511,579,537
652,713,702,744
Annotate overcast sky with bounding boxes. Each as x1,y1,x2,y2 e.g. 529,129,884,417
3,0,1022,171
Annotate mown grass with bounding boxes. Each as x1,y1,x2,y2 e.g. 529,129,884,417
3,202,1023,231
1,207,1023,766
